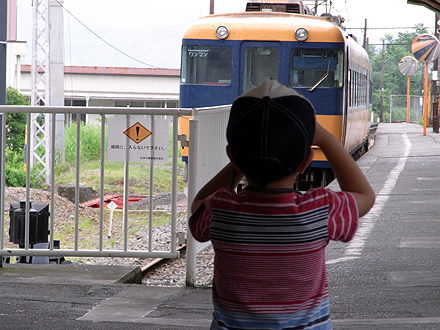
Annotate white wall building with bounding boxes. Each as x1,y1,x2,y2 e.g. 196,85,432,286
9,64,181,124
19,64,180,109
6,0,181,122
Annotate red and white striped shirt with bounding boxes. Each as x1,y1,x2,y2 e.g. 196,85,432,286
190,187,358,329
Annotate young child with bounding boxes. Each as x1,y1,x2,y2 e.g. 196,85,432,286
189,78,375,330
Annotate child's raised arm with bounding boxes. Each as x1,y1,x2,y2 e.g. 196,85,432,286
313,123,375,217
191,162,243,214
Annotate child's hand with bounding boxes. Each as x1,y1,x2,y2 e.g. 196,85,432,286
312,122,375,217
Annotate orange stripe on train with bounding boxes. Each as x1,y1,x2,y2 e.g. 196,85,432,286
183,12,345,43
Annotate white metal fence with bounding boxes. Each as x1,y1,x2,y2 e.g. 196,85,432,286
185,105,231,286
0,105,192,266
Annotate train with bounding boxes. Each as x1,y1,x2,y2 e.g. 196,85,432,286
179,0,372,189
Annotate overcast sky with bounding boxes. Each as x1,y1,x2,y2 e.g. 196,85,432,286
16,0,436,69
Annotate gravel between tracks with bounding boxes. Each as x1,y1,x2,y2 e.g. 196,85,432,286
3,187,214,287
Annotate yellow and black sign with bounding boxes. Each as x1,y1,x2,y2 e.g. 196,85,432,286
123,122,152,144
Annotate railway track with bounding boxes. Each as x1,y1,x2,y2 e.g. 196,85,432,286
141,244,187,279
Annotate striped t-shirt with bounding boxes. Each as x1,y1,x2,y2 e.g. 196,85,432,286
189,187,358,330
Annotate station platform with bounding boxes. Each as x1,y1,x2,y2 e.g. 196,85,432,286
1,122,440,330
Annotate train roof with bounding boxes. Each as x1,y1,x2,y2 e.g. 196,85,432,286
183,12,346,43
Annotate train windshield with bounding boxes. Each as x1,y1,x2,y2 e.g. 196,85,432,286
181,46,232,85
243,47,279,92
290,49,343,88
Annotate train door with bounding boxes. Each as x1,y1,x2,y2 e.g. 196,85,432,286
239,42,284,94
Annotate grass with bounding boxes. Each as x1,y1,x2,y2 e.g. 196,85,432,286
54,120,187,196
55,160,186,196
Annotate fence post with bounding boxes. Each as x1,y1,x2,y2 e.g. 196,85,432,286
433,96,439,133
390,95,393,123
186,117,199,286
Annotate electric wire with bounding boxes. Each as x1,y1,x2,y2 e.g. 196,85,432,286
55,0,159,69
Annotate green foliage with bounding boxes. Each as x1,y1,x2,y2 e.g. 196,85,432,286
64,122,103,164
5,87,29,151
4,87,29,187
5,148,26,187
4,149,45,188
369,24,429,121
55,121,186,196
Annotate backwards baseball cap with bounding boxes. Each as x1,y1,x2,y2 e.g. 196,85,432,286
226,78,316,186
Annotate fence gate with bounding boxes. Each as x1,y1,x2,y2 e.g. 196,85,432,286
0,105,192,267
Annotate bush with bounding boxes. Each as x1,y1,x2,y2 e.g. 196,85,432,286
6,87,28,150
64,122,103,164
5,149,26,187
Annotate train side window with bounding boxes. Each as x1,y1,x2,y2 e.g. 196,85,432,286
181,46,232,85
290,48,342,88
243,47,279,93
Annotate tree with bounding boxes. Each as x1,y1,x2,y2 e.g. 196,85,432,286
369,24,429,121
6,87,29,150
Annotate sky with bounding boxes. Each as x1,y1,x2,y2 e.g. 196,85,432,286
15,0,436,69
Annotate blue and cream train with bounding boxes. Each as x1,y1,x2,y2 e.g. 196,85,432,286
179,0,372,189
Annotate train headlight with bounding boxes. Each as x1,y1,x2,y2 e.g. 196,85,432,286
295,27,309,42
215,25,229,40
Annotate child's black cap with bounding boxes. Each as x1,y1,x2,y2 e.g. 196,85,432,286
226,78,316,183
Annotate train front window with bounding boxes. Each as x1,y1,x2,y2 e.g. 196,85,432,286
243,47,279,93
290,49,343,88
181,46,232,85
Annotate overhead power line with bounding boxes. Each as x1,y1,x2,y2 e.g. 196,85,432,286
55,0,159,68
348,26,435,30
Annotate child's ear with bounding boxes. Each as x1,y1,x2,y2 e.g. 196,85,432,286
226,145,241,171
297,150,314,174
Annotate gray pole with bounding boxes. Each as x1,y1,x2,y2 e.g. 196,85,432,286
363,19,368,50
380,40,385,122
0,0,7,104
0,0,6,268
49,0,65,163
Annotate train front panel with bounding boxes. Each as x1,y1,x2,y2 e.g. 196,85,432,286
180,11,370,186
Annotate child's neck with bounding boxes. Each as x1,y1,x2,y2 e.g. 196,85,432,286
246,173,299,195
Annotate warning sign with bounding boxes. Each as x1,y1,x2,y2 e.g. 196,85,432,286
107,116,168,162
123,122,152,144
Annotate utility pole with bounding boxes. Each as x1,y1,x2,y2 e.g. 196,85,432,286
363,19,368,50
433,13,440,132
49,0,65,164
210,0,214,14
0,0,6,105
31,0,65,182
31,0,51,179
380,40,385,122
0,1,6,265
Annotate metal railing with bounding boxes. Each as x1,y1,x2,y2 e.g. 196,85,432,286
0,105,192,265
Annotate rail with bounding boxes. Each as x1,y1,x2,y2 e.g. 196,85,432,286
0,105,192,266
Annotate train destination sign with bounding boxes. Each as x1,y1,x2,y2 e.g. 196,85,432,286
411,34,440,63
107,116,168,162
